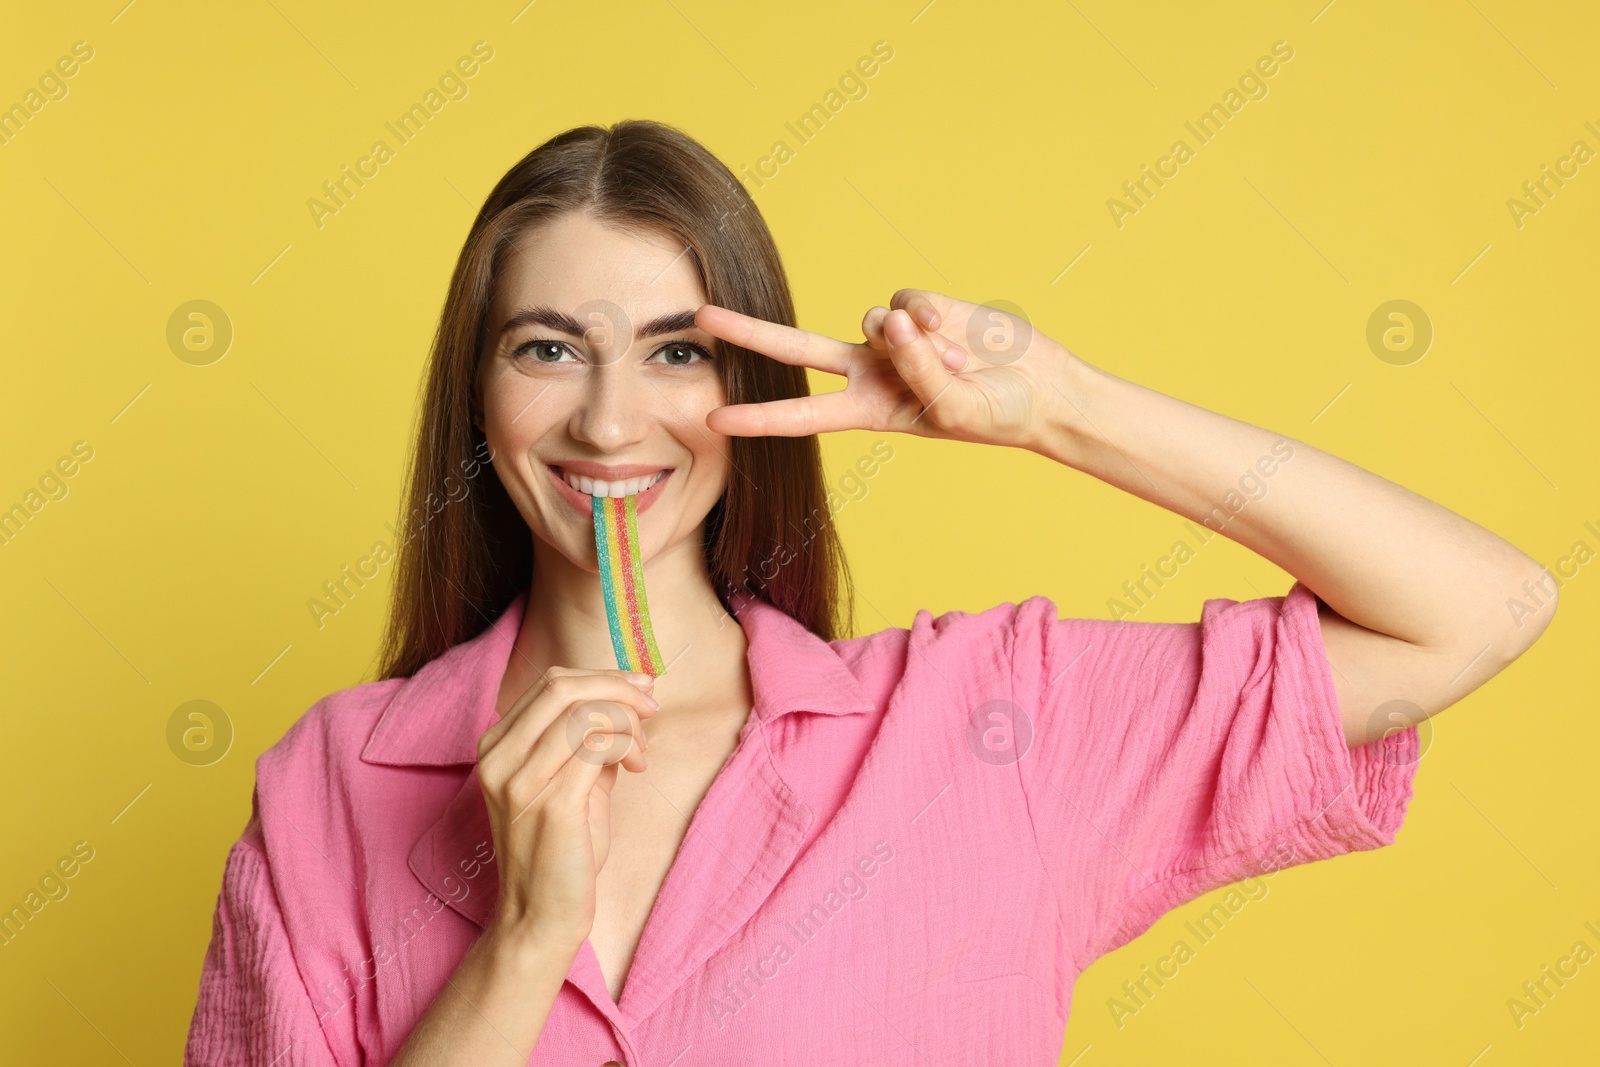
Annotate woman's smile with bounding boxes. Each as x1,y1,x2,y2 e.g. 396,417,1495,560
546,461,674,517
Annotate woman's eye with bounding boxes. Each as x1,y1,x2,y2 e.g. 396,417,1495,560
651,342,712,366
512,339,710,366
514,340,574,364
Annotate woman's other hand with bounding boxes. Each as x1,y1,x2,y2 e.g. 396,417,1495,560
695,289,1085,453
473,666,658,951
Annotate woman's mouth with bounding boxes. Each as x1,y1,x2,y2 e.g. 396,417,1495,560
547,465,672,517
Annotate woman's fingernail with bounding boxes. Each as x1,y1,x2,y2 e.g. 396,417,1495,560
625,672,653,688
643,693,659,709
886,311,914,345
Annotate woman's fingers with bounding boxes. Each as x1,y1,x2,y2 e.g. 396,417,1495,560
889,289,943,331
479,669,654,777
479,666,652,752
887,289,984,368
707,391,873,437
866,303,968,370
493,717,642,829
498,701,645,823
698,293,980,440
563,698,649,774
862,306,891,351
694,305,856,376
502,728,627,830
882,308,956,415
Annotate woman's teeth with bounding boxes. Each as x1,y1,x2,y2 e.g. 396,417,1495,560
560,468,667,498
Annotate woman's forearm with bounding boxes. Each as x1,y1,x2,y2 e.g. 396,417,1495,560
1029,355,1554,733
388,921,580,1066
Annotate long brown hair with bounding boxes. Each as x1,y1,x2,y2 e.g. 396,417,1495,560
374,119,853,681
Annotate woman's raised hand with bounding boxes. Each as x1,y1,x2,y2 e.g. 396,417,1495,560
695,288,1084,452
473,666,658,950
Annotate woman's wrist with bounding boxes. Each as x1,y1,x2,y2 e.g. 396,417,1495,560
388,912,583,1066
1026,349,1114,469
481,914,586,974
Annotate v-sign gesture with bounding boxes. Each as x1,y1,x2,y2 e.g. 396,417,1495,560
695,288,1082,453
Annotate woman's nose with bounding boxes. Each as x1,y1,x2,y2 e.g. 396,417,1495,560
569,360,652,451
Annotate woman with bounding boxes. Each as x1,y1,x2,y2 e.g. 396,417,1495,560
184,119,1556,1066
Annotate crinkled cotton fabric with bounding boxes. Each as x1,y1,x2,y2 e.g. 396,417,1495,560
183,581,1420,1066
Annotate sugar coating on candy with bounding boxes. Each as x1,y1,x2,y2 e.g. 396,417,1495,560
593,493,667,676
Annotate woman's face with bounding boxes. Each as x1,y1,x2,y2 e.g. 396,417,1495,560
476,209,731,573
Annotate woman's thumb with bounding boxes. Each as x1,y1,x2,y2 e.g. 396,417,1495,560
883,309,954,414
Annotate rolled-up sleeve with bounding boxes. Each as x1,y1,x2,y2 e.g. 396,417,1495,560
1009,580,1421,967
184,828,346,1067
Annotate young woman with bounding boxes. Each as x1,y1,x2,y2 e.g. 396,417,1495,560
184,120,1557,1066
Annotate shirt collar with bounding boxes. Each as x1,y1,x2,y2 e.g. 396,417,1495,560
360,587,873,767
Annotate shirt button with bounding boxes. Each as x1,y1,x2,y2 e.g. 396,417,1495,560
601,1062,624,1066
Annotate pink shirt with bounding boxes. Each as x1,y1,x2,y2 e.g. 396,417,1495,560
184,580,1419,1066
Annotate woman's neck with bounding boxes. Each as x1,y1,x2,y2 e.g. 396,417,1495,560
495,535,750,719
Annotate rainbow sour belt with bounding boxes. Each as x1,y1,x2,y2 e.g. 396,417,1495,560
592,492,667,676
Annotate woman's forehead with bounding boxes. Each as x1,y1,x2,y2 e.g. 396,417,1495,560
500,212,706,303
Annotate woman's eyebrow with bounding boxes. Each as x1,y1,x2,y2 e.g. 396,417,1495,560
501,305,584,336
500,305,702,339
635,309,701,338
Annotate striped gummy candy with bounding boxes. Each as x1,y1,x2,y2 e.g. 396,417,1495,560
592,492,667,676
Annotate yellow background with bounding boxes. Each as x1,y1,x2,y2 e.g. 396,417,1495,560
2,0,1595,1062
